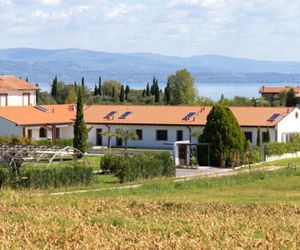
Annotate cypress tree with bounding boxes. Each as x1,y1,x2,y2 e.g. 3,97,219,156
98,76,102,96
142,89,146,97
94,84,98,96
81,77,85,87
119,85,125,102
35,84,40,104
164,84,170,104
257,127,261,147
151,77,156,95
26,77,28,82
146,82,150,96
73,86,88,157
112,86,116,98
51,75,58,99
125,85,130,100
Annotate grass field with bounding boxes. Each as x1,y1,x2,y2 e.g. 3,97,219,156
1,164,300,249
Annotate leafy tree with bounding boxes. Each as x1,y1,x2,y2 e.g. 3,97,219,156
102,80,121,97
202,104,246,168
98,76,102,96
37,91,57,105
73,86,88,157
167,69,197,105
286,88,297,107
119,85,125,102
125,85,130,100
115,130,138,149
257,127,261,147
66,86,77,104
112,86,116,98
51,75,58,99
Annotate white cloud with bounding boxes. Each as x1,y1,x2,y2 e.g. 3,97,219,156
106,3,147,20
40,0,61,6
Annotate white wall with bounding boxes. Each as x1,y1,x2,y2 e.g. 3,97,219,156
241,127,276,147
88,125,201,149
0,90,36,106
277,108,300,142
0,117,23,136
26,125,73,141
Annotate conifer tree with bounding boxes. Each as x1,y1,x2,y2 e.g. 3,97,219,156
142,89,146,97
125,85,130,100
257,127,261,147
35,84,40,104
81,77,85,87
265,128,271,143
51,75,58,100
119,85,125,102
112,86,116,98
164,84,170,104
98,76,102,96
26,77,28,82
94,84,98,96
73,86,88,157
146,82,150,96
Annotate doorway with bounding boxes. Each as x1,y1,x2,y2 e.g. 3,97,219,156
178,144,187,165
96,129,102,146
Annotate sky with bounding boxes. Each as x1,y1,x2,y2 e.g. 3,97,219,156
0,0,300,61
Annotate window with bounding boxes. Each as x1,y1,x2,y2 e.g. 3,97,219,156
136,129,143,140
262,132,269,143
156,130,168,141
96,129,102,146
39,127,47,138
177,130,183,141
244,132,252,143
55,128,60,139
28,129,32,139
0,94,8,107
23,93,30,106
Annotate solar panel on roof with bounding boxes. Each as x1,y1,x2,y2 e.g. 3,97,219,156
119,111,132,119
104,111,117,119
184,112,196,120
268,113,280,121
35,105,49,113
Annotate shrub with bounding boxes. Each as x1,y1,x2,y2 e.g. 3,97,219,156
0,135,34,145
36,139,74,147
0,167,9,188
266,141,300,156
19,164,94,189
101,152,175,183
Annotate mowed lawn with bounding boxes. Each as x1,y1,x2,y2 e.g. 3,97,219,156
0,163,300,248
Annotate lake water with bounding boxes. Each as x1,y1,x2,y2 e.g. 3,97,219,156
40,82,300,101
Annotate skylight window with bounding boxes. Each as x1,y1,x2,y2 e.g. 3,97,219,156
104,111,117,119
268,113,280,121
35,105,49,113
184,112,196,120
119,111,132,119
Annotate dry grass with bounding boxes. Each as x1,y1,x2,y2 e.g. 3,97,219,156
0,192,299,249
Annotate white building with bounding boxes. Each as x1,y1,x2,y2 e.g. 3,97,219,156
0,104,299,149
0,75,38,107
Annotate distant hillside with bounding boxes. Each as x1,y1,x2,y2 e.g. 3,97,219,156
1,48,300,88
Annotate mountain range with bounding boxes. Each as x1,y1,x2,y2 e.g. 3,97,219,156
1,48,300,88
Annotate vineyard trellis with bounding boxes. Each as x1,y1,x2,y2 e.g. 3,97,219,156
0,145,89,170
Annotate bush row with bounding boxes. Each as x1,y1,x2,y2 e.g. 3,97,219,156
101,152,175,183
0,163,94,189
265,141,300,156
35,139,74,147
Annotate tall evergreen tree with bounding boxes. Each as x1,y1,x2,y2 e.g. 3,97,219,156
146,82,150,96
73,86,88,157
35,84,40,104
98,76,102,96
81,77,85,87
112,86,116,98
125,85,130,100
51,75,58,100
142,89,146,97
119,85,125,102
94,84,98,96
154,79,160,103
257,127,261,147
164,82,171,104
265,128,271,143
26,77,28,82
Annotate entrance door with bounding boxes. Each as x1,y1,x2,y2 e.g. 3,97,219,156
116,129,122,147
178,144,187,165
23,93,30,106
0,94,7,107
96,129,102,146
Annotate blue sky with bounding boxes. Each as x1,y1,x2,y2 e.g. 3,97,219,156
0,0,300,61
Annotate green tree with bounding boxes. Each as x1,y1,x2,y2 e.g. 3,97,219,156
286,88,297,107
98,77,102,96
146,82,150,96
94,84,98,96
102,80,121,96
164,83,171,104
51,75,58,99
81,77,85,87
125,85,130,100
119,85,125,102
66,86,77,104
112,86,116,98
115,129,138,149
257,127,261,147
73,86,88,157
167,69,197,105
202,104,246,168
265,128,271,143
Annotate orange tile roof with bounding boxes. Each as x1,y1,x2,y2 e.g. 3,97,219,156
259,86,300,98
84,105,293,127
0,104,294,127
0,75,39,91
0,105,76,126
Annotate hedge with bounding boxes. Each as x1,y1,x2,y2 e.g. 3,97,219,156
266,141,300,156
0,135,34,145
35,139,74,147
0,163,94,189
101,152,175,183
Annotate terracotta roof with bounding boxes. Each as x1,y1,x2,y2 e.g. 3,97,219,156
259,86,300,98
84,105,294,127
0,104,294,127
0,75,39,91
0,105,76,126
